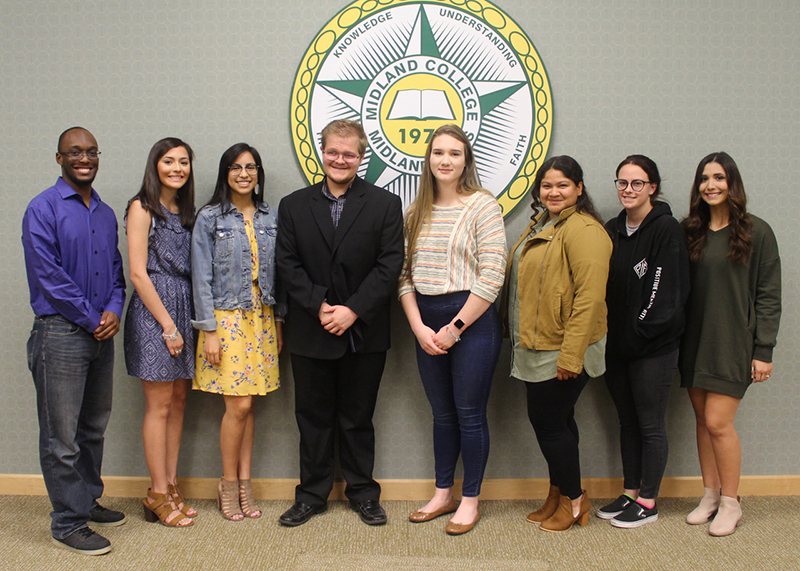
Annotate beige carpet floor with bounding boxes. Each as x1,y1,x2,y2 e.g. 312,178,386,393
3,496,798,570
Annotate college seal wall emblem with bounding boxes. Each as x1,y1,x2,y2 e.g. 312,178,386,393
290,0,553,216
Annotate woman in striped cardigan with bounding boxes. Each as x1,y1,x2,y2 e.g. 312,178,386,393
399,125,507,536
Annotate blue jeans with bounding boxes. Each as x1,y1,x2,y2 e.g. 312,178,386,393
27,316,115,539
415,292,502,497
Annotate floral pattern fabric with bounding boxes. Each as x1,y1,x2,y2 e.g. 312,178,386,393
194,220,279,395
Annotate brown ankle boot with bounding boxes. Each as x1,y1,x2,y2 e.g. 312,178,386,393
540,491,591,533
527,485,560,523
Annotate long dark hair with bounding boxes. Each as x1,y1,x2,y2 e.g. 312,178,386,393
683,152,752,264
132,137,195,228
530,155,601,222
206,143,265,211
616,154,662,204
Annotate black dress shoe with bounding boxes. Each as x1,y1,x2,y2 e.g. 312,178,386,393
278,502,327,527
351,499,387,526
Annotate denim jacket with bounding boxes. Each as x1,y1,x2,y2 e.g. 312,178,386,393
191,201,280,331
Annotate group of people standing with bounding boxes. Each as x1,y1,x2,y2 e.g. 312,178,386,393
397,135,780,539
21,121,780,555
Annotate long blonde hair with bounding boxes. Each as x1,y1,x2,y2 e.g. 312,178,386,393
403,125,484,276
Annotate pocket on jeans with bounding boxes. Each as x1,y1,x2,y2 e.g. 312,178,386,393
26,329,38,371
47,319,82,336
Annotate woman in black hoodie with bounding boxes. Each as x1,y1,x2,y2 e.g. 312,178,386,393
598,155,690,528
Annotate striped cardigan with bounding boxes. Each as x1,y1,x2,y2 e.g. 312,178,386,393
399,191,507,302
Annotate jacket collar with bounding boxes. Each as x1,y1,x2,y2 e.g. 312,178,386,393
530,204,578,234
214,200,271,216
310,176,367,252
315,175,365,198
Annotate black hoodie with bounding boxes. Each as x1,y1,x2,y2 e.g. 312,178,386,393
604,201,690,360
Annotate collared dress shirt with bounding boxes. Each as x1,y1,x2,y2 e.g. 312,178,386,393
321,180,351,228
22,177,126,333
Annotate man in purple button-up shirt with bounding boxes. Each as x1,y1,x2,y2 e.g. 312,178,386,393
22,127,127,556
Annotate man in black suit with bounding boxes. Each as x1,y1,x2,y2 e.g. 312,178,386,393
276,120,404,526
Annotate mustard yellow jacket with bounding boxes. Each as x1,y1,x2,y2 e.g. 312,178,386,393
503,205,612,374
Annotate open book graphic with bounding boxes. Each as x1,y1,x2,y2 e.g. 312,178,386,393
387,89,455,120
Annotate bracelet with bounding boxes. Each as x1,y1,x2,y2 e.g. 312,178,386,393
162,328,179,341
445,325,461,343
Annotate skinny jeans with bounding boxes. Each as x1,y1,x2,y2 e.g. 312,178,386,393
415,291,502,497
604,349,677,499
524,372,589,500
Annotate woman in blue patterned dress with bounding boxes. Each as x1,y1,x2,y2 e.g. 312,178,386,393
124,137,196,527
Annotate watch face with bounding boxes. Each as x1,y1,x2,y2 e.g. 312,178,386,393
454,319,465,330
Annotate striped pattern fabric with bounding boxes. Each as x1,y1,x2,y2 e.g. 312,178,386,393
399,191,507,302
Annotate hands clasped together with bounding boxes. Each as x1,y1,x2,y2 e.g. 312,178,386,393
412,324,459,356
319,301,358,336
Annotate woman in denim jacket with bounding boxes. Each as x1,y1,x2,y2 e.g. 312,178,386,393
191,143,282,521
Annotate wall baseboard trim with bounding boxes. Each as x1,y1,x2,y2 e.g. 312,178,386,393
4,474,800,500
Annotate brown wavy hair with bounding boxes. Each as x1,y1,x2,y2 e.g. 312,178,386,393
683,152,752,264
403,124,486,278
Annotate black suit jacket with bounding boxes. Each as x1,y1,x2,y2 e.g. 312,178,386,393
276,176,404,359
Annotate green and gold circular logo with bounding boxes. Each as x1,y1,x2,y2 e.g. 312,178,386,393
290,0,553,217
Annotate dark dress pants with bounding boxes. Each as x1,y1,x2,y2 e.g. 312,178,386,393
291,351,386,508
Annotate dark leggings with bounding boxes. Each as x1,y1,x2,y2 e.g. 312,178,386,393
604,349,677,499
524,372,589,500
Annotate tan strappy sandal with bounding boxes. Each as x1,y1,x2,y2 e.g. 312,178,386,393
217,478,244,521
168,482,197,518
238,479,262,518
143,489,193,527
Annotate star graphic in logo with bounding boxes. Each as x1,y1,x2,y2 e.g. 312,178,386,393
291,0,553,216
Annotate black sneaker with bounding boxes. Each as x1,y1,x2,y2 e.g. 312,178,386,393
90,504,127,527
610,501,658,528
596,494,634,519
52,527,112,556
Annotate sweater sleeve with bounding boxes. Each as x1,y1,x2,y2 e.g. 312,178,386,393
752,221,781,362
557,221,612,373
470,195,507,303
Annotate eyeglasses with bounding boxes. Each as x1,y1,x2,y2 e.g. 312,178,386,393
229,164,259,175
615,179,650,192
323,150,361,163
58,150,101,159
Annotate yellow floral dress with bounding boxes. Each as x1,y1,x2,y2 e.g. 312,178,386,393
194,220,280,395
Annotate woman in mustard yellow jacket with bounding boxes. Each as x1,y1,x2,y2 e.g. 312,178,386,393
503,155,612,532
